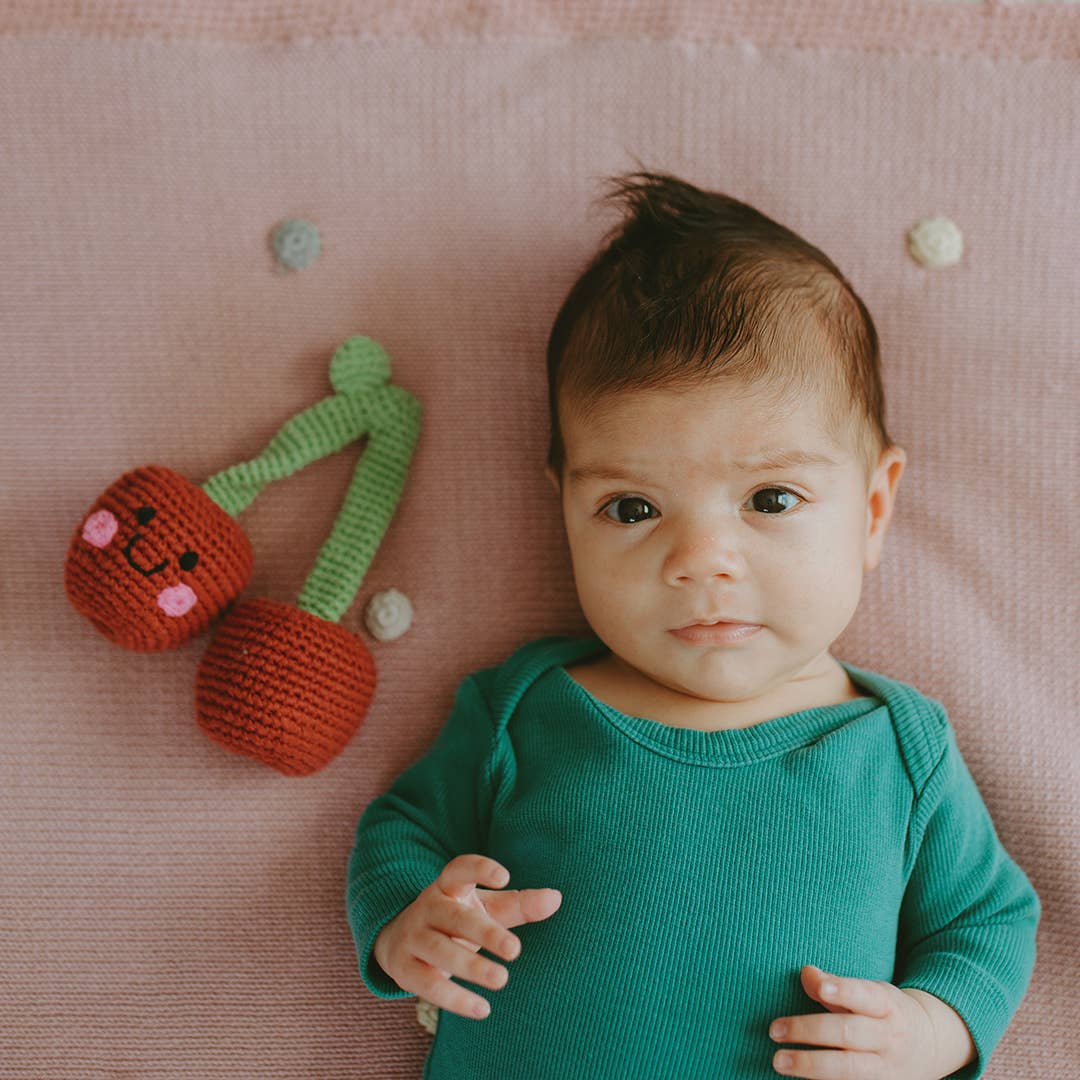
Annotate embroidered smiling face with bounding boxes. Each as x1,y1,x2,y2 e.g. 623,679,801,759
64,465,254,652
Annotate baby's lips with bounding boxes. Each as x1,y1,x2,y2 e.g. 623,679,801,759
82,509,118,548
157,583,197,618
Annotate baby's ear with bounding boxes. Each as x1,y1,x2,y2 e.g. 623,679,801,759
543,465,561,496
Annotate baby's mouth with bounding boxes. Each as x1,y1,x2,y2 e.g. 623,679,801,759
123,533,168,576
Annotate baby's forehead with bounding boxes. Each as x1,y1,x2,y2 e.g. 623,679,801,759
565,397,857,482
570,379,837,437
565,378,859,470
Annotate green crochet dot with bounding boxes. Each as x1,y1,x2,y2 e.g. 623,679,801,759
271,218,321,270
331,336,391,394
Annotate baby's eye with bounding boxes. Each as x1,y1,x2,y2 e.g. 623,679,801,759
749,487,803,514
598,487,804,525
600,496,658,525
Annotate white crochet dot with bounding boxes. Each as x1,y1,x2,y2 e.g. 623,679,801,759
908,216,963,268
271,217,321,271
364,587,414,642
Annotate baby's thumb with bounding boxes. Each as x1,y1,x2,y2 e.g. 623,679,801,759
520,886,563,922
479,885,563,929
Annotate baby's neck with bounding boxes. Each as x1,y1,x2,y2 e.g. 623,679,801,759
564,651,863,732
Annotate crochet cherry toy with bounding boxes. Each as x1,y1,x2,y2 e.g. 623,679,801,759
64,466,254,652
64,336,422,776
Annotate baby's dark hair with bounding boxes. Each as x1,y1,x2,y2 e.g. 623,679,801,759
545,168,897,490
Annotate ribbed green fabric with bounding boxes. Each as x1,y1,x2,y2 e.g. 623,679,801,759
346,635,1040,1079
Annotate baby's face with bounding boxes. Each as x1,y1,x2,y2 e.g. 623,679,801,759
546,380,905,709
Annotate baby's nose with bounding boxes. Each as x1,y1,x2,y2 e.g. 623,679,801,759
664,526,742,584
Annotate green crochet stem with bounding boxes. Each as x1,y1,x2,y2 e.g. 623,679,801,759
199,336,422,626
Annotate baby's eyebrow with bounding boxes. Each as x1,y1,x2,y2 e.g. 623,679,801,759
567,448,842,485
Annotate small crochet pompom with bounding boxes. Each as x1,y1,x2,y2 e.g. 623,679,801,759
907,216,963,268
364,587,413,642
194,596,377,776
416,998,439,1035
64,465,254,652
271,217,321,271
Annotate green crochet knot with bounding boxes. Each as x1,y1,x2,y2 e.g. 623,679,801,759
200,336,422,626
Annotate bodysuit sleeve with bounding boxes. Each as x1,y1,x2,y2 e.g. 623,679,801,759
345,672,500,999
895,721,1041,1079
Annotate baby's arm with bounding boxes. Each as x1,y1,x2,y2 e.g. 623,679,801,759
894,719,1041,1079
345,672,500,999
769,716,1038,1079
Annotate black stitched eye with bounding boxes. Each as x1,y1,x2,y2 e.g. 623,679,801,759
179,551,199,572
136,506,156,525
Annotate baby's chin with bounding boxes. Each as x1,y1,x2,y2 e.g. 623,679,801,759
667,675,772,708
614,648,776,707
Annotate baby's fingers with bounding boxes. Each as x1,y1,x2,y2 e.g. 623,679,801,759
479,885,563,930
409,929,508,1020
432,891,522,963
436,853,509,901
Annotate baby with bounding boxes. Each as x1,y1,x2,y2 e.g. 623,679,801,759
345,170,1040,1079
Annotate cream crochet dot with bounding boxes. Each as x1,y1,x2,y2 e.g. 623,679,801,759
416,998,439,1035
363,587,414,642
908,216,963,268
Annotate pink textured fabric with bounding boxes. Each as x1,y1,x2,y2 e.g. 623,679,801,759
3,0,1080,58
2,2,1075,1077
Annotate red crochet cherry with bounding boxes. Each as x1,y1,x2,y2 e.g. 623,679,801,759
195,596,377,776
64,465,254,652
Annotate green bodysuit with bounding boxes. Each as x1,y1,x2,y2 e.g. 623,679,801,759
346,634,1040,1079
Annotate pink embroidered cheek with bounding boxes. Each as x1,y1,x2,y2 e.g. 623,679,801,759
157,583,198,618
82,509,118,548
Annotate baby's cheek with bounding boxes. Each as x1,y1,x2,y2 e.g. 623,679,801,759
82,509,118,548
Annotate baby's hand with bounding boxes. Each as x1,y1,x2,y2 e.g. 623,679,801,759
768,965,940,1079
372,853,562,1020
